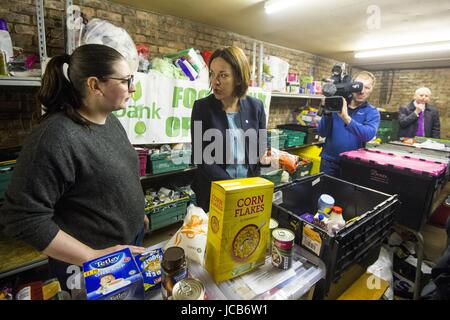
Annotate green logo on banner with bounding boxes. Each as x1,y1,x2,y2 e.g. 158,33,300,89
132,82,145,135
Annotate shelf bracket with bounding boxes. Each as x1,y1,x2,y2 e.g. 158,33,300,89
35,0,47,62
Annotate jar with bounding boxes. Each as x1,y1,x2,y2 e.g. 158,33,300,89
161,246,188,300
0,50,8,76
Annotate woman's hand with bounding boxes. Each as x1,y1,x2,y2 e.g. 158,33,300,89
144,215,150,232
90,245,146,260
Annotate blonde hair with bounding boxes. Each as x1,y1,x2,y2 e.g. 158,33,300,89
355,71,376,88
209,46,251,98
415,87,431,95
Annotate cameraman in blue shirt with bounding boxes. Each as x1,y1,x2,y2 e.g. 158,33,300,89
317,71,380,177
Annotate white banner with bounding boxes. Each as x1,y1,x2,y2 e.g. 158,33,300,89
113,71,271,144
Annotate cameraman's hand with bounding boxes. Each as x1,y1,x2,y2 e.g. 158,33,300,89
338,98,352,125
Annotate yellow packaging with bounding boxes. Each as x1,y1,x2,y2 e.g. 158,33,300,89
205,177,274,283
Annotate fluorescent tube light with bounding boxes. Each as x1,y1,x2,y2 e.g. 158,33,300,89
355,42,450,58
265,0,298,14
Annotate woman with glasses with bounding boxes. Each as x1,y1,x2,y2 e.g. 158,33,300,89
0,44,147,291
190,46,267,212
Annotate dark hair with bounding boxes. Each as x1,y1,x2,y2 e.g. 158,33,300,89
37,44,125,125
208,46,250,98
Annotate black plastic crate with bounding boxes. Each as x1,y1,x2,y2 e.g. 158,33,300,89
340,150,446,231
271,174,399,296
277,123,320,145
368,143,450,182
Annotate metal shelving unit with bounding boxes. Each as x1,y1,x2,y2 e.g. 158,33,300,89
271,92,324,99
140,166,197,181
0,77,41,87
0,0,46,87
282,141,324,152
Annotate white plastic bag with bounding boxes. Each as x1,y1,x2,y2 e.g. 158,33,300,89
82,18,138,73
367,245,394,300
164,204,208,266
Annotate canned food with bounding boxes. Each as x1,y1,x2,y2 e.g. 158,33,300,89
271,228,295,270
172,278,205,300
267,218,279,254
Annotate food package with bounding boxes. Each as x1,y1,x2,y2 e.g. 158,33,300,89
134,248,163,292
164,204,208,266
83,248,144,300
261,148,300,174
205,177,274,283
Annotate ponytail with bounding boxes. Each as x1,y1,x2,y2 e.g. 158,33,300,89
37,44,126,126
37,53,86,125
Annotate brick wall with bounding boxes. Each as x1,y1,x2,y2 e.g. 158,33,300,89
369,69,450,139
1,0,449,148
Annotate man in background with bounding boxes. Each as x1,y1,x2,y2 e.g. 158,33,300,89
398,87,440,139
317,71,380,177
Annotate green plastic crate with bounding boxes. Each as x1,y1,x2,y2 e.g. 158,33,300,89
261,169,283,186
150,150,191,174
283,130,306,148
145,195,190,231
377,119,399,143
290,162,313,180
0,160,15,200
176,186,197,206
267,130,287,149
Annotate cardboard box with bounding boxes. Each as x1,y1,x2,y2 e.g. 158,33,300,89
205,177,274,283
134,248,163,292
83,248,144,300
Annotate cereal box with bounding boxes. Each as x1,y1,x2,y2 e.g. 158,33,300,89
134,248,163,291
83,248,144,300
205,177,274,283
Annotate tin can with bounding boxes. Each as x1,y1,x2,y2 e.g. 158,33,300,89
267,218,279,255
271,228,295,270
172,278,205,300
161,247,188,300
0,50,8,76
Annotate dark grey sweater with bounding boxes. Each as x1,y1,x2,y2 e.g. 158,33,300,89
0,112,145,251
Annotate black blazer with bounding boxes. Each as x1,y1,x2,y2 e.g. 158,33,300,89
190,94,267,212
398,101,440,139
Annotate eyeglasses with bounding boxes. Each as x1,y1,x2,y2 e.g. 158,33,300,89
100,75,134,90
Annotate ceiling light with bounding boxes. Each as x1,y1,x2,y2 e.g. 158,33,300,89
355,42,450,58
264,0,299,14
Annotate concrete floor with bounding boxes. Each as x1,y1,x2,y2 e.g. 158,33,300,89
422,223,448,265
423,182,450,265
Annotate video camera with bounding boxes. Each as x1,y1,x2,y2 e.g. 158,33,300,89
321,64,363,112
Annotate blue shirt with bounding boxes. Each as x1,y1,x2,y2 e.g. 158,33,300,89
225,112,248,178
318,102,380,162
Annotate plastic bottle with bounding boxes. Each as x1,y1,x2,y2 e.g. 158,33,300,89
0,19,14,63
317,194,335,218
313,213,328,229
327,206,346,235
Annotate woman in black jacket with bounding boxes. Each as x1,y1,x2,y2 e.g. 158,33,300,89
190,46,267,212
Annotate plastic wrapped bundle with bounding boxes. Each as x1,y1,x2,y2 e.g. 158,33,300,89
82,18,139,73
